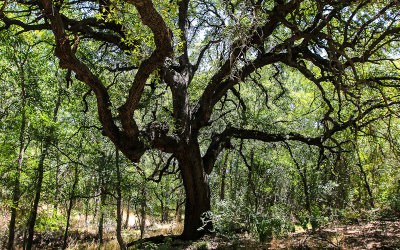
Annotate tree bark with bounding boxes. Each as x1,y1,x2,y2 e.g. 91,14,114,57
177,146,212,240
139,187,147,239
175,189,183,223
97,183,106,244
62,164,79,250
115,149,126,249
124,196,131,229
7,158,22,250
54,154,60,212
85,198,89,226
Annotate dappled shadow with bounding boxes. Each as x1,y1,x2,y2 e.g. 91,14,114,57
6,216,400,249
273,217,400,249
141,216,400,249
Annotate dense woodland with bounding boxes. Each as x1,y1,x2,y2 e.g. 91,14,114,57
1,0,400,249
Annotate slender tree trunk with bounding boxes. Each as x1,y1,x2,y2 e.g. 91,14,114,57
302,169,311,213
26,143,49,250
162,206,169,223
177,147,212,240
8,166,21,250
355,135,375,208
154,192,165,222
93,190,99,221
7,74,29,250
220,151,229,201
175,190,183,223
139,187,146,239
54,155,60,212
85,198,89,226
98,210,104,244
246,151,259,216
115,149,126,249
154,190,167,222
230,158,239,200
285,144,311,213
98,184,106,244
124,196,131,229
358,162,374,208
26,87,61,250
62,165,79,250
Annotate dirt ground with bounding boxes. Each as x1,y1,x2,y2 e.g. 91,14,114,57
271,218,400,249
178,217,400,249
3,213,400,249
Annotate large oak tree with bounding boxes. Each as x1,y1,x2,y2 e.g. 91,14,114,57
2,0,400,241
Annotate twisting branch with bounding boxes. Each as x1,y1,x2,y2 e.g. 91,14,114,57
119,0,173,134
40,0,146,161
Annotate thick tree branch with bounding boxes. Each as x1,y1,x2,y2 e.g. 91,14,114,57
118,0,173,137
178,0,190,66
40,0,145,161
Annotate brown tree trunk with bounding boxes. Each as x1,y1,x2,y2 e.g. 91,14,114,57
85,199,89,226
62,164,79,250
26,144,48,250
98,183,106,244
54,154,60,212
177,147,212,240
7,166,21,250
154,190,168,222
219,151,229,201
124,196,131,229
115,149,126,249
175,189,183,223
139,187,146,239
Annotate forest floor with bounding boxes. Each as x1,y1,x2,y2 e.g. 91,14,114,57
1,209,399,249
155,217,400,249
270,217,400,249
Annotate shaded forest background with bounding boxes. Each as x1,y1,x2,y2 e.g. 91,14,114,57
1,0,400,249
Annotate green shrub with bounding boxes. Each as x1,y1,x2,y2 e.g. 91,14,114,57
211,201,248,235
310,207,322,230
298,214,309,231
297,207,327,231
389,191,400,212
254,217,282,243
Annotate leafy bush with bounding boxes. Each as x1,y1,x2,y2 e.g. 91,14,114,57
342,210,361,224
192,240,209,250
35,209,65,233
253,216,284,242
310,207,323,230
298,213,309,231
389,186,400,213
211,201,248,235
297,207,328,231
